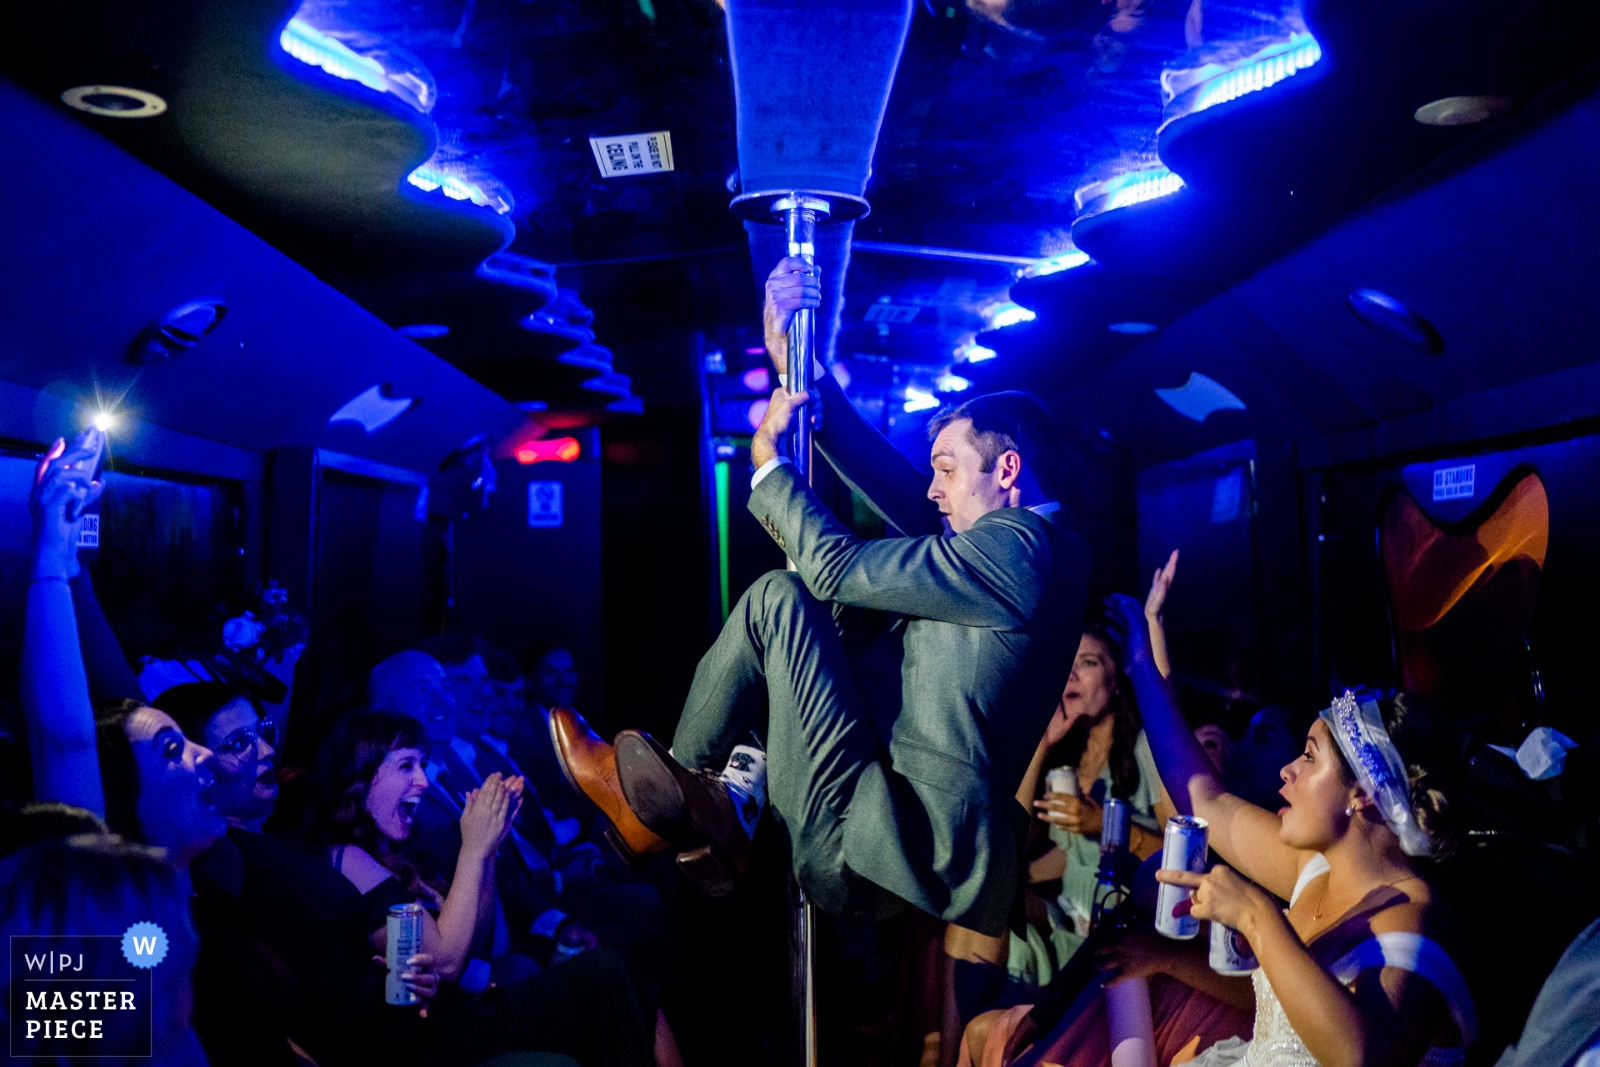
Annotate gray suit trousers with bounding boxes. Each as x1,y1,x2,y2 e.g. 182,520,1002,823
671,569,902,921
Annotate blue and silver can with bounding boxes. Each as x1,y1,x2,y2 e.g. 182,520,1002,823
1209,919,1258,974
1154,815,1208,940
385,903,426,1005
1101,798,1131,854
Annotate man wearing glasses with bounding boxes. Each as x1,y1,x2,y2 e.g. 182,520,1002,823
160,683,279,833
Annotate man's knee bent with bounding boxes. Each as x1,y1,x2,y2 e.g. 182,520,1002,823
740,569,811,619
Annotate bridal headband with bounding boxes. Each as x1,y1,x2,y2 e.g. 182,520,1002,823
1320,690,1433,857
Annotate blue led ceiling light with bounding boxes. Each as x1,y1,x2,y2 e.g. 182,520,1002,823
1161,31,1323,125
903,387,940,413
1109,322,1159,335
407,160,515,215
1021,248,1092,278
1073,166,1184,221
960,343,998,363
279,17,436,113
987,302,1036,329
937,374,972,393
1155,373,1247,422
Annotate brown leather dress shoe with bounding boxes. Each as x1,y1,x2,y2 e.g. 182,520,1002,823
615,731,752,897
548,707,669,864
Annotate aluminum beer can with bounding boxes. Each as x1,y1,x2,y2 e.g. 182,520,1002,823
385,903,426,1005
1209,920,1258,974
1155,815,1209,940
1045,766,1079,798
1101,797,1131,854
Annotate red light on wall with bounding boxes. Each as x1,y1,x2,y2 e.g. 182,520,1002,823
515,437,581,464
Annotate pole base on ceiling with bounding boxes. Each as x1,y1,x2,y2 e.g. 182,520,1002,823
729,189,870,223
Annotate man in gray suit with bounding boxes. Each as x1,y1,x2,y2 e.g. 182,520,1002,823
553,258,1088,937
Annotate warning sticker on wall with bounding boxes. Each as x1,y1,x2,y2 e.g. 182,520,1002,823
588,132,675,178
77,513,100,548
528,481,563,528
1432,464,1475,501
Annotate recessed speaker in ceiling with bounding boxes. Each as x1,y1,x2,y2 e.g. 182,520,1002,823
1414,96,1514,127
61,85,167,118
1345,288,1444,354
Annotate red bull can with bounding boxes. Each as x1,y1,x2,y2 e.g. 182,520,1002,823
1155,815,1208,940
385,903,426,1005
1101,797,1130,854
1209,920,1258,974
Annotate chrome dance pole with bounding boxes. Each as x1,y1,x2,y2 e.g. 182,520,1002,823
773,193,828,1067
773,194,830,480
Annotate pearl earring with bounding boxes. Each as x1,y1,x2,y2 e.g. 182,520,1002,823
1345,806,1354,817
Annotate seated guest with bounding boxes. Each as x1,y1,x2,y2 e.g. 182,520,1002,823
317,709,680,1067
502,646,595,826
388,645,667,971
319,708,517,985
484,648,584,839
21,431,225,869
159,683,302,1067
0,834,208,1066
369,649,592,964
1107,594,1477,1067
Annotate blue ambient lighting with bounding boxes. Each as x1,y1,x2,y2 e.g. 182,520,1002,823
961,343,998,363
1109,322,1159,335
988,303,1037,329
1163,32,1323,122
1075,167,1185,217
937,374,972,393
407,162,515,215
903,387,940,413
1154,372,1247,422
1025,249,1092,277
279,18,436,112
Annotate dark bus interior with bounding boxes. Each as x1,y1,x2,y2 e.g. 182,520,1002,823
3,0,1600,1064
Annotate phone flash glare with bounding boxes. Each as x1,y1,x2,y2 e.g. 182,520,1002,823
92,413,115,432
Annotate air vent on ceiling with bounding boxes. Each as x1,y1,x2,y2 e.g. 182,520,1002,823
129,298,227,363
1345,288,1443,353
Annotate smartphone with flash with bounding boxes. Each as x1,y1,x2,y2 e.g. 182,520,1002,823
67,428,106,522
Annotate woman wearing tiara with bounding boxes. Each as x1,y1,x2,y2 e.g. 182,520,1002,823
1104,594,1477,1067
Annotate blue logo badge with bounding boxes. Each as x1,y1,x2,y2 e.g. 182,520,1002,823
121,922,167,969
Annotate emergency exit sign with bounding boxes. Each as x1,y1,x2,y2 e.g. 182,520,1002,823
589,132,675,178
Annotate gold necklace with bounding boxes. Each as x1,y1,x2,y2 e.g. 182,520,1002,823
1311,873,1420,924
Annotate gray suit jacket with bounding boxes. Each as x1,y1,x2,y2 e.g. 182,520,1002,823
748,374,1089,935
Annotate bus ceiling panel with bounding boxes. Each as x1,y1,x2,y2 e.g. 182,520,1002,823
1224,70,1600,425
0,76,524,475
1059,69,1600,468
0,0,513,275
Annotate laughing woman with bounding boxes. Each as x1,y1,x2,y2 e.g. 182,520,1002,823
318,710,680,1067
1106,594,1477,1067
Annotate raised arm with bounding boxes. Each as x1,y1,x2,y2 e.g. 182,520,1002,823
70,567,144,705
24,433,108,815
750,462,1055,628
1106,594,1304,901
1143,549,1178,680
764,257,942,538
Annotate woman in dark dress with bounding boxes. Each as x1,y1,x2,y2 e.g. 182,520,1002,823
317,710,680,1067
